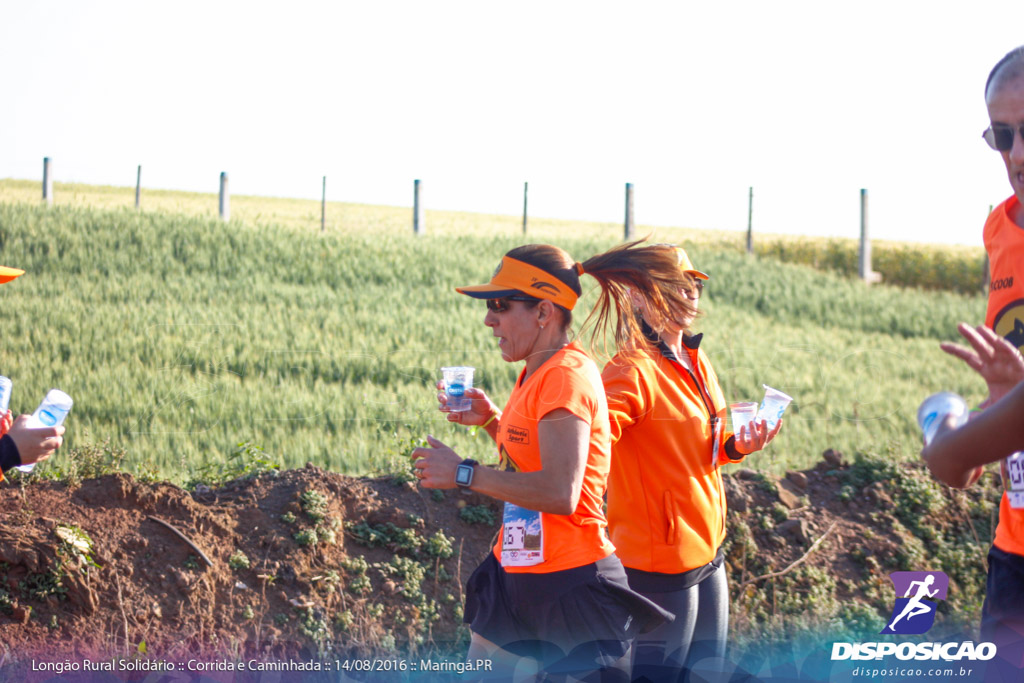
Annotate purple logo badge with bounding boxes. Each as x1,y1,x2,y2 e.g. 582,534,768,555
881,571,949,635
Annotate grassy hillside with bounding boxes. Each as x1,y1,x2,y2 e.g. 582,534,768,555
0,181,990,482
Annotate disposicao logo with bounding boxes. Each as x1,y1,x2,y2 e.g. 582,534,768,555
881,571,948,635
831,570,997,663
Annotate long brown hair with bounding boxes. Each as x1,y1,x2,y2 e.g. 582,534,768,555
580,239,699,356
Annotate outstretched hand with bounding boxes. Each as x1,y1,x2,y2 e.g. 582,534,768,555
941,323,1024,403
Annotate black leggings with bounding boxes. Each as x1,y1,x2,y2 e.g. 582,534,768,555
629,562,729,682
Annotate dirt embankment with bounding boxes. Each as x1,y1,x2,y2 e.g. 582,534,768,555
0,450,1001,680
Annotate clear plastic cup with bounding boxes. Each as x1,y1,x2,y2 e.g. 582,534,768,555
0,376,11,416
756,384,793,430
729,402,758,435
916,391,968,446
15,388,73,473
441,367,474,412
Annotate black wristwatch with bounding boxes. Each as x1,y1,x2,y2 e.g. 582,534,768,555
455,459,478,489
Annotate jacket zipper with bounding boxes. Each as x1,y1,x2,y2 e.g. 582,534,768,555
666,353,728,539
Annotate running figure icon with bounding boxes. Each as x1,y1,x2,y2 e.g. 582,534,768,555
888,575,938,631
881,571,949,635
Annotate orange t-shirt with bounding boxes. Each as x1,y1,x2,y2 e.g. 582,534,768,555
491,341,616,573
983,196,1024,557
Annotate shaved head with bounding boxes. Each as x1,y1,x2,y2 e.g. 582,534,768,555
986,46,1024,101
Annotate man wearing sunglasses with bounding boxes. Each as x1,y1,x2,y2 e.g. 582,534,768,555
929,45,1024,673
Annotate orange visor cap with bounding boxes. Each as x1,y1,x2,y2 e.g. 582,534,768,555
455,256,579,310
0,266,25,284
673,246,709,280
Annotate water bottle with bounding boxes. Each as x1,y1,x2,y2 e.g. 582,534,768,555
0,376,11,416
15,389,73,473
916,392,968,446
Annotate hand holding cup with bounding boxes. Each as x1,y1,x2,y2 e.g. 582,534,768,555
436,381,498,426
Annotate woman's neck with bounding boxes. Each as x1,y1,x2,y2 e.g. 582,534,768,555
522,331,571,382
661,329,685,361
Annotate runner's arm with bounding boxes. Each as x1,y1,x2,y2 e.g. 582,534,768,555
462,409,588,515
921,379,1024,488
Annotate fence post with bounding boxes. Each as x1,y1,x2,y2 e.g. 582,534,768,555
42,157,53,205
135,165,142,209
746,186,754,254
219,172,230,221
859,188,881,284
413,179,424,235
624,182,634,240
522,181,528,235
321,176,327,233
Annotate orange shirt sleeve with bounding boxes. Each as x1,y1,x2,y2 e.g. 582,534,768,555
602,358,648,445
534,363,598,426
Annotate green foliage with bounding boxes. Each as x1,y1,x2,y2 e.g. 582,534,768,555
0,191,991,481
34,438,127,485
299,489,329,522
425,530,454,558
280,512,297,524
754,237,986,295
458,504,496,525
293,529,318,547
185,442,280,489
20,570,66,602
384,556,427,603
228,550,250,571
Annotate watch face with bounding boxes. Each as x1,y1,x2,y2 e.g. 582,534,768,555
455,464,472,486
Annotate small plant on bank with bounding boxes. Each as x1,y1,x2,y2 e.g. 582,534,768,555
459,505,496,525
294,529,319,547
228,550,250,571
425,530,454,558
299,489,329,522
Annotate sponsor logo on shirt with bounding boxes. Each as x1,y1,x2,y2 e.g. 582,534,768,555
505,425,530,444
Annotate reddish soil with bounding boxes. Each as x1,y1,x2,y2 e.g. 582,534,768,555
0,452,1000,681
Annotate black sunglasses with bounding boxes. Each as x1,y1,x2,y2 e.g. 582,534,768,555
983,124,1024,152
485,296,541,313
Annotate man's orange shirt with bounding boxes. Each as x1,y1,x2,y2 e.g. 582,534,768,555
491,341,616,573
984,196,1024,557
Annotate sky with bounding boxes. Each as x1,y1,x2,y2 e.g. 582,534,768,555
2,1,1022,247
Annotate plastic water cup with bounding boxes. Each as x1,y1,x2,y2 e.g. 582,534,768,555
916,391,968,446
0,376,11,416
729,402,758,435
441,367,474,412
756,384,793,430
15,388,73,473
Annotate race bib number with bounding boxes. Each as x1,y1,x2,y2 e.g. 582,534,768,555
500,503,544,567
1003,452,1024,509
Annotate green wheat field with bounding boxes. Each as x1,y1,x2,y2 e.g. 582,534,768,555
0,178,991,482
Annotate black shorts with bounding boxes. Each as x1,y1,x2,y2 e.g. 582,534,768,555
464,553,671,673
982,546,1024,639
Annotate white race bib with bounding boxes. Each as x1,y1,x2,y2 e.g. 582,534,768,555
500,503,544,567
1003,452,1024,509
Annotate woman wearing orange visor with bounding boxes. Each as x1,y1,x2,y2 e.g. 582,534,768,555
412,242,685,679
601,244,781,681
